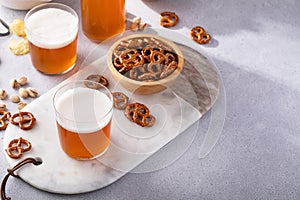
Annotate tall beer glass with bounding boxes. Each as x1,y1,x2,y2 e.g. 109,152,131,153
25,3,79,75
53,80,113,160
81,0,126,42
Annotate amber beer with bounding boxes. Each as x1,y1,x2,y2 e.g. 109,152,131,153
81,0,126,42
25,3,79,75
53,81,113,160
56,117,112,159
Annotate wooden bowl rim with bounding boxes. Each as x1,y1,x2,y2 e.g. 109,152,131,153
107,33,184,87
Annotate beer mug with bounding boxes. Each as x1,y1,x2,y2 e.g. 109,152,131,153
81,0,126,42
53,80,113,160
25,3,79,75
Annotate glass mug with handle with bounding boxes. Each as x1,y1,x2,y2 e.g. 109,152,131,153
81,0,126,42
25,3,79,75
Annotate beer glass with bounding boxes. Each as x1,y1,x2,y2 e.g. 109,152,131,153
53,80,113,160
25,3,79,75
81,0,126,42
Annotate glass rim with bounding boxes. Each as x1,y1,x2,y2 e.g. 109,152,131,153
53,80,114,124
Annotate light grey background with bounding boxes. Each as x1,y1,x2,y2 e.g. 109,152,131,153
0,0,300,199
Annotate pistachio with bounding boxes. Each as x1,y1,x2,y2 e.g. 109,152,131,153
130,17,142,32
133,17,141,24
10,94,20,103
0,89,7,100
17,102,27,110
26,87,38,98
17,76,28,86
0,104,6,111
10,78,19,88
19,88,28,98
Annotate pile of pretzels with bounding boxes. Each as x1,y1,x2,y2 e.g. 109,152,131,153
112,37,179,82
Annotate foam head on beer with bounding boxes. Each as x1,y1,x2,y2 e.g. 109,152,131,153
25,7,78,49
55,87,113,133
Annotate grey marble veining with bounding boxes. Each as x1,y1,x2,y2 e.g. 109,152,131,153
171,43,219,114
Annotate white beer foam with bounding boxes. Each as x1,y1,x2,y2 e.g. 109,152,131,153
26,8,78,49
55,87,113,133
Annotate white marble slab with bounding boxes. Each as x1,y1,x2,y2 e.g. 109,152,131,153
3,29,220,194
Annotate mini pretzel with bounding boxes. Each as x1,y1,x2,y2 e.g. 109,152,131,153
0,111,11,131
120,50,145,69
125,103,155,127
119,65,131,75
112,92,129,110
150,51,165,64
160,11,179,28
10,112,36,130
141,48,164,61
136,63,163,81
120,49,138,59
141,47,153,62
113,57,124,70
129,68,139,80
160,61,178,79
129,65,147,80
144,114,156,127
114,45,127,57
85,74,109,88
190,26,211,44
165,53,176,65
147,63,163,74
138,73,157,81
137,64,147,74
6,137,32,159
125,103,149,120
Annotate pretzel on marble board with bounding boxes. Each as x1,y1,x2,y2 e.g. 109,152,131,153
10,111,36,130
6,137,32,159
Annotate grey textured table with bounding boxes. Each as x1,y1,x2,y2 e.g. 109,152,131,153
0,0,300,199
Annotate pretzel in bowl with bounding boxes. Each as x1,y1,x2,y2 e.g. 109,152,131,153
120,50,145,68
6,137,32,159
0,111,11,131
150,51,166,64
160,61,178,79
112,92,129,110
190,26,211,44
141,47,165,62
165,53,176,65
112,37,179,82
147,63,163,74
113,57,125,70
125,102,155,127
137,73,158,81
10,111,36,130
160,11,179,28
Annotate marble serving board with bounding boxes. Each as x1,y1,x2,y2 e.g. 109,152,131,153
3,30,220,194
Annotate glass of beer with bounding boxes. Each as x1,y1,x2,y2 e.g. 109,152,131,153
53,80,113,160
25,3,79,75
81,0,126,42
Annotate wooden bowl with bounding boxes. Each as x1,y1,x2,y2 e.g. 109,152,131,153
107,34,184,95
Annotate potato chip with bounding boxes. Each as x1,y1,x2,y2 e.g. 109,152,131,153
8,39,29,55
9,19,26,37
